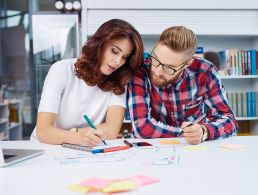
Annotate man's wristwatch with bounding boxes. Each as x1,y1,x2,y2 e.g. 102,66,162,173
201,125,208,142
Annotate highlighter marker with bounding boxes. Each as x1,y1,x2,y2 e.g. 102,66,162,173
83,114,107,145
103,145,130,153
91,148,104,154
91,146,130,154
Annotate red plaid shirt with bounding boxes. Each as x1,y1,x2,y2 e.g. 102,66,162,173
127,56,238,140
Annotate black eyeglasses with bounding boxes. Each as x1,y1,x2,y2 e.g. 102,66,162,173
147,52,192,75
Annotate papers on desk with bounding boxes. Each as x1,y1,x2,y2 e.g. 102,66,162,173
68,175,160,194
54,152,127,164
56,139,246,165
55,150,179,165
56,141,180,165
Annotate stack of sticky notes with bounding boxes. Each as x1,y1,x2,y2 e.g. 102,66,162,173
68,175,160,194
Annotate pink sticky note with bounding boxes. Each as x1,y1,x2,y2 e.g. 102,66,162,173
80,177,114,188
220,143,245,150
129,175,160,186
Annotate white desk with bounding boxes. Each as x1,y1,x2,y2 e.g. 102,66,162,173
1,136,258,195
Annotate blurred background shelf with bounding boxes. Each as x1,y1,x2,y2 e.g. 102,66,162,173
0,99,22,140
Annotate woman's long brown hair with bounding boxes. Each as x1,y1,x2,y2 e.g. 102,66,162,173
74,19,144,95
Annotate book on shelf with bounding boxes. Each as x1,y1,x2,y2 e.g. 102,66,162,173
218,49,258,76
250,50,257,75
256,51,258,74
232,92,237,117
241,50,245,75
226,91,257,118
242,93,247,117
236,92,242,117
247,51,251,75
237,50,242,75
251,92,256,117
247,92,252,117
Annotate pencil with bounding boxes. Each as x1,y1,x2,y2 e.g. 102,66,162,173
83,114,107,145
177,114,206,137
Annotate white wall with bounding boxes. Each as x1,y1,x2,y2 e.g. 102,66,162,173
81,0,258,52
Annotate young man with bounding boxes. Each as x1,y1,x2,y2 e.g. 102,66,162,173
127,26,238,145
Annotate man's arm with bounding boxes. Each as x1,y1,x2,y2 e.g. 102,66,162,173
127,71,181,138
203,68,238,140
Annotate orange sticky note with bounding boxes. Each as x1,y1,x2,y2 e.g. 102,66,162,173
220,144,244,150
159,140,181,145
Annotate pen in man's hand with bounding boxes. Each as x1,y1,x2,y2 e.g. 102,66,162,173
83,114,107,145
177,114,206,137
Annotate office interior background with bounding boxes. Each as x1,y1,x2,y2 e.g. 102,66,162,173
0,0,258,141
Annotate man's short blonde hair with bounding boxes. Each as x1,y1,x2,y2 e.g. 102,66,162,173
158,26,197,53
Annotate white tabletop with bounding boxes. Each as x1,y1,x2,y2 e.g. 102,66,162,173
1,136,258,195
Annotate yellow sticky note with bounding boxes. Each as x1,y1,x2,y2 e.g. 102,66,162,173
159,140,181,145
220,144,244,150
182,145,208,151
102,180,138,193
68,184,91,193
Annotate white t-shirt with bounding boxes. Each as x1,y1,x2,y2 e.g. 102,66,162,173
30,59,126,140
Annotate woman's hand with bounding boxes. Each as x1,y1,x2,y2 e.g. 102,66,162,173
78,128,106,147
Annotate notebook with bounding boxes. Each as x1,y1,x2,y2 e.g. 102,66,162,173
0,143,44,167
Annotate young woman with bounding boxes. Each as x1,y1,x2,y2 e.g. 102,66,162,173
31,19,144,147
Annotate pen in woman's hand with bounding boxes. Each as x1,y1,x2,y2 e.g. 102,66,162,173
177,114,206,137
83,114,107,145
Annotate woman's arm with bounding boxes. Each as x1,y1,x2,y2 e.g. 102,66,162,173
36,106,124,145
96,105,126,139
36,112,104,146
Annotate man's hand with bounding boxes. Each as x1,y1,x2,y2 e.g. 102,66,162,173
180,122,203,145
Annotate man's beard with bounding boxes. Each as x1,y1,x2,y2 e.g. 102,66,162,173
150,69,169,87
149,68,181,87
